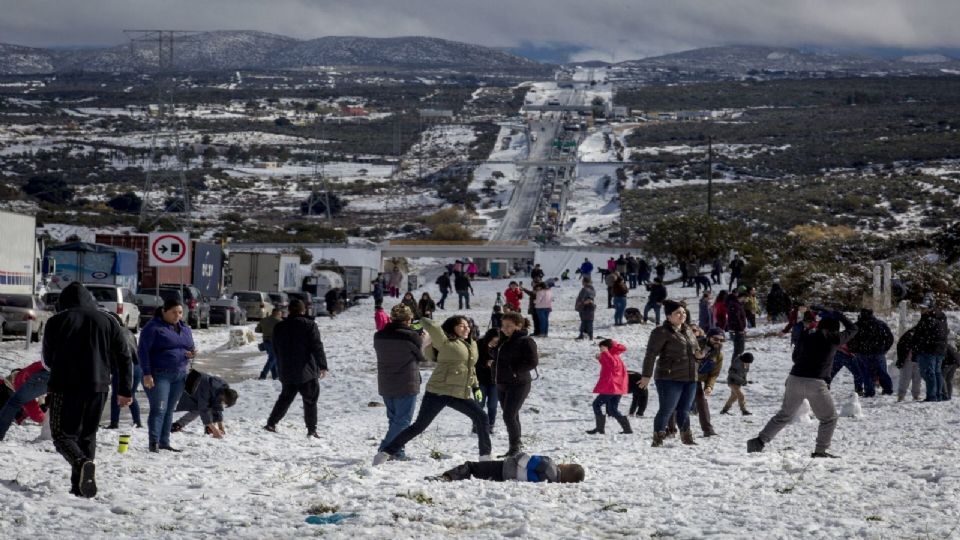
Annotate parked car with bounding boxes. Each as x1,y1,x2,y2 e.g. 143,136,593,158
210,298,248,326
268,292,290,313
134,293,165,328
285,291,315,317
149,284,211,329
85,284,141,333
0,294,51,342
0,313,5,340
232,291,274,321
41,291,61,311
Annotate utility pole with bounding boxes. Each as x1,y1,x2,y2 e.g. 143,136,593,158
706,136,714,217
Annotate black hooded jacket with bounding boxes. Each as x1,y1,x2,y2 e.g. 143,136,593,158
911,311,950,356
847,311,894,355
493,330,538,385
273,315,328,384
790,312,858,382
44,282,133,395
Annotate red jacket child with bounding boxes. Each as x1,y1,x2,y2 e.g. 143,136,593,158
374,307,390,332
504,284,524,311
593,341,628,395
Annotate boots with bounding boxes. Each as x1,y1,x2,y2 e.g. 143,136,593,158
586,414,605,435
680,430,697,445
615,416,633,434
720,407,731,415
497,444,523,459
651,431,666,447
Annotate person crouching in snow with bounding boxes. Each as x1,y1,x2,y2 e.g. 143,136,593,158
586,339,632,435
431,453,584,483
170,371,238,438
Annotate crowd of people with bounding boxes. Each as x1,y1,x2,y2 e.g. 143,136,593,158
0,253,956,497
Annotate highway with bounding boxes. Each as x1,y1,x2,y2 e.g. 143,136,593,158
491,69,595,241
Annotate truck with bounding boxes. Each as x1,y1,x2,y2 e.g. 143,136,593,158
45,242,138,292
342,266,376,299
228,252,300,293
95,234,224,297
0,211,41,295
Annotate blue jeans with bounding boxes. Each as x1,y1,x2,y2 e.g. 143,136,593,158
592,394,624,419
437,290,448,309
643,301,661,325
536,308,551,336
479,384,498,428
858,353,893,397
259,341,278,380
145,370,187,446
0,369,50,440
110,364,143,426
653,380,697,433
613,297,627,324
379,394,418,457
830,350,864,394
627,273,638,289
916,353,945,401
457,291,470,309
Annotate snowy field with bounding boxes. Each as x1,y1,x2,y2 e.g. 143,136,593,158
0,275,958,539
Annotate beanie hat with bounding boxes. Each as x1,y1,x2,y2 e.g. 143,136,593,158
707,327,725,338
740,352,754,364
662,300,683,316
390,303,413,322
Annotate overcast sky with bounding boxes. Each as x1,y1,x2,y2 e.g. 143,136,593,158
3,0,959,61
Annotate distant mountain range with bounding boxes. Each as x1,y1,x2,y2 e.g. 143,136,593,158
2,35,958,78
612,45,960,76
0,31,545,74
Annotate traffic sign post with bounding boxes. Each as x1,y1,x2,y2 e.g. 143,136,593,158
148,232,190,267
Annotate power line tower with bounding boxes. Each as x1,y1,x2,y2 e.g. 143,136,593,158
307,119,332,221
125,30,200,231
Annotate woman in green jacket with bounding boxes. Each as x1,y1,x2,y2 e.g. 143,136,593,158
374,316,491,465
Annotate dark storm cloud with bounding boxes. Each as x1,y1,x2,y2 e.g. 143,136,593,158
2,0,959,61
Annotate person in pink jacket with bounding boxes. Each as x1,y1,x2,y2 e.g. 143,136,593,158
533,282,553,337
586,339,633,435
374,302,391,332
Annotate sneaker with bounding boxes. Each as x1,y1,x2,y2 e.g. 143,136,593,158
158,445,182,453
746,437,765,453
720,409,731,415
702,429,718,437
104,423,119,430
263,425,277,433
811,451,839,458
134,423,143,428
372,451,392,466
741,410,753,416
78,461,97,498
171,422,183,433
307,431,321,439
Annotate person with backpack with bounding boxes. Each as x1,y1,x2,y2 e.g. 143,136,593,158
492,312,538,458
374,316,489,465
846,309,895,397
586,339,632,435
748,308,857,458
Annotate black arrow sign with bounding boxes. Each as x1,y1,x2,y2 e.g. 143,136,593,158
159,245,168,254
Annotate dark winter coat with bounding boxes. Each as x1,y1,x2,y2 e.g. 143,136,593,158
944,343,959,367
612,280,629,297
575,286,596,321
847,313,894,355
728,258,744,277
765,285,791,317
895,328,917,368
646,283,667,304
454,272,472,293
436,274,451,292
531,267,545,281
476,335,497,386
44,282,133,396
790,312,858,382
698,298,715,330
402,298,421,319
374,322,424,397
626,256,639,273
579,261,594,275
494,330,538,385
726,353,751,386
175,372,229,425
910,311,950,356
641,322,702,382
502,453,560,483
418,298,436,317
273,315,328,384
725,296,748,333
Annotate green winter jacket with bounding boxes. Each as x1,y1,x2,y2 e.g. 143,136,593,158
422,317,479,399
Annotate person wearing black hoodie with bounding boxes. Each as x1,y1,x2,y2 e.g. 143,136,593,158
44,282,133,497
373,303,425,458
493,312,538,458
748,309,857,458
847,309,895,397
265,299,329,437
910,307,950,402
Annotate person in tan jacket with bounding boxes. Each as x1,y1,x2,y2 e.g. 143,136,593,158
374,316,490,465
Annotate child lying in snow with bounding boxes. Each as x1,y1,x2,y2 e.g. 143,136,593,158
428,453,584,483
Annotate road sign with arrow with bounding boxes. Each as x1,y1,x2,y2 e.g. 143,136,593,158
148,232,190,267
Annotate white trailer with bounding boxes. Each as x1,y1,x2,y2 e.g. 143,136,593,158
228,252,301,293
0,211,40,295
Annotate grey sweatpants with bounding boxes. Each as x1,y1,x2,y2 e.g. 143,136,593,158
758,375,838,454
897,359,922,400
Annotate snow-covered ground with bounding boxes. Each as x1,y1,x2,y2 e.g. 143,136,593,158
1,275,957,538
